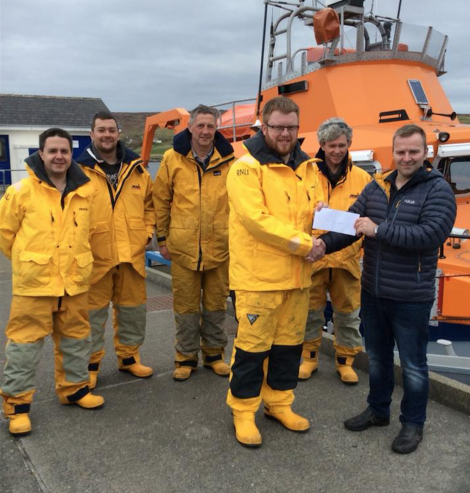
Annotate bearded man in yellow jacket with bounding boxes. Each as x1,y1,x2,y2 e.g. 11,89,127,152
77,112,155,389
226,97,325,448
298,118,371,384
0,128,105,436
153,105,235,381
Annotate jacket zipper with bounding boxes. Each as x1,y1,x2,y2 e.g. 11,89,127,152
196,166,203,271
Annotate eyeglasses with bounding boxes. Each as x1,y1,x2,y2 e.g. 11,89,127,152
265,124,300,133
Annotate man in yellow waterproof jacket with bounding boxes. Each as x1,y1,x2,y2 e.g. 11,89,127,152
299,118,371,384
0,128,105,436
153,105,235,381
77,112,155,389
226,96,325,448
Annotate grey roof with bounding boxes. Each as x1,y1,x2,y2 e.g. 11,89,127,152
0,93,110,127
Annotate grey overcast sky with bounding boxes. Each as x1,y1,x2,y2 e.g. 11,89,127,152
0,0,469,113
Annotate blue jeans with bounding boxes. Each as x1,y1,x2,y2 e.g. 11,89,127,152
361,290,432,428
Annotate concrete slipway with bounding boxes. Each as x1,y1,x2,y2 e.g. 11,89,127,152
1,254,470,493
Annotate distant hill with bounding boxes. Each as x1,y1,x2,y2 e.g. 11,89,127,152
114,112,158,135
113,111,173,154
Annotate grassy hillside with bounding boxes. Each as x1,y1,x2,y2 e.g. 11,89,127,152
114,112,173,157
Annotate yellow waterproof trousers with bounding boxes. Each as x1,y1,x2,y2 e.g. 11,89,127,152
171,260,229,366
87,263,147,370
227,288,309,413
1,293,92,416
305,268,362,357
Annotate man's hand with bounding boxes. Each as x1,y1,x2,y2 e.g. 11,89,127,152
315,201,328,212
159,245,172,260
355,217,378,237
306,238,325,262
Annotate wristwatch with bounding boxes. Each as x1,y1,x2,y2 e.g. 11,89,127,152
374,226,379,236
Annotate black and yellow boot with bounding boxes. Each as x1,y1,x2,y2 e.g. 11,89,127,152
335,353,359,385
298,338,321,381
2,392,34,436
118,354,153,379
8,404,32,436
173,353,198,381
202,349,230,377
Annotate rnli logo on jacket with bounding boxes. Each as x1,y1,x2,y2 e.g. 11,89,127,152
132,184,141,190
79,208,88,211
213,170,221,176
404,199,416,204
349,194,359,198
247,314,259,325
237,169,249,176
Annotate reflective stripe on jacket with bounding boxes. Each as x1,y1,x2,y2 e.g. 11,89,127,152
312,154,371,279
78,144,155,283
0,156,95,297
227,132,324,291
153,129,235,271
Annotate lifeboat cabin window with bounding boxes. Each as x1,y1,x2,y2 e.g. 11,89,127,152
448,157,470,195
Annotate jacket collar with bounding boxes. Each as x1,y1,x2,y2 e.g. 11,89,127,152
173,128,234,159
25,151,90,194
78,141,140,168
315,148,351,183
244,131,310,170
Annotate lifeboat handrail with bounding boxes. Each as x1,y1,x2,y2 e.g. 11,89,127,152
264,1,448,84
211,97,257,142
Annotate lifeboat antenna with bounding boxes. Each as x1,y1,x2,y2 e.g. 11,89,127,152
255,2,270,120
397,0,403,19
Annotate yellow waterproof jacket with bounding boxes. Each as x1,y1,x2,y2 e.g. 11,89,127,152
153,129,235,271
0,153,95,297
77,143,155,284
312,151,371,279
227,132,324,291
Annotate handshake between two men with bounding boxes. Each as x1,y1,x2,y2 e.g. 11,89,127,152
306,203,378,263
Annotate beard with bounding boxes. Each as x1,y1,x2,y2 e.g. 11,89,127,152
264,132,296,158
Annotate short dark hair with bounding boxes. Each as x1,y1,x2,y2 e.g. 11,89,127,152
39,128,73,151
189,104,220,125
262,96,299,124
91,111,119,130
393,124,427,149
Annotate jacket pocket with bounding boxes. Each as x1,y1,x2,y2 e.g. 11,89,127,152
72,251,94,285
254,241,291,283
129,217,148,248
90,221,111,260
19,251,52,288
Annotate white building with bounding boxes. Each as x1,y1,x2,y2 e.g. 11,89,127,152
0,94,110,185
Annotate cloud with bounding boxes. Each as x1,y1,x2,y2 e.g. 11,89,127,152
0,0,468,113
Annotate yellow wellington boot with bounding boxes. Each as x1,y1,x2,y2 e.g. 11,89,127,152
232,410,262,448
60,392,105,409
173,361,197,381
9,414,32,436
336,356,359,385
203,352,230,377
298,338,321,381
89,372,98,390
264,406,310,433
298,350,319,381
119,356,153,379
88,362,100,390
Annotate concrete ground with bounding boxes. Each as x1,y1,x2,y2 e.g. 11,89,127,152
1,254,470,493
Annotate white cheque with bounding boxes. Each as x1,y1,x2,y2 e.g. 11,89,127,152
313,208,359,236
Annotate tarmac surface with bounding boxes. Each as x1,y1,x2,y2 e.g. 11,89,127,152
1,254,470,493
